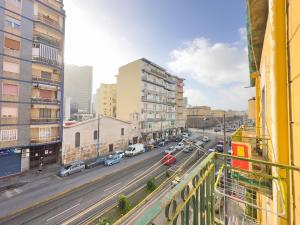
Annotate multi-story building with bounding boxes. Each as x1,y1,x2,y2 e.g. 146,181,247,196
64,64,93,114
187,106,211,118
116,58,184,141
96,83,116,117
0,0,65,175
175,77,185,129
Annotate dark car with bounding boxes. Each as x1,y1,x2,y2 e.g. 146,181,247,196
85,156,106,169
175,136,183,142
215,144,224,153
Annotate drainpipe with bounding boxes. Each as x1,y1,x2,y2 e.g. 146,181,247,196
269,0,289,224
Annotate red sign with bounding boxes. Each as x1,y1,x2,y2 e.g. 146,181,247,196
231,142,251,170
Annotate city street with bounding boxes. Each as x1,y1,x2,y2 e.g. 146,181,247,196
0,132,217,225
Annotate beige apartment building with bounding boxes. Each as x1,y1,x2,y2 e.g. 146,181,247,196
0,0,65,177
96,83,116,117
62,114,140,164
116,58,184,141
187,106,211,117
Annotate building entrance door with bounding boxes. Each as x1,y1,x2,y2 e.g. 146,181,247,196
109,144,113,152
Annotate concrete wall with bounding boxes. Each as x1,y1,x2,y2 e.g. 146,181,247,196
62,116,140,164
116,60,142,122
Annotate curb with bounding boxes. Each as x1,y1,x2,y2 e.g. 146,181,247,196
0,151,162,222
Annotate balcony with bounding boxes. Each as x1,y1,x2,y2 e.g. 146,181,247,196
31,117,60,123
4,0,22,14
38,0,63,12
35,15,62,31
31,97,60,104
32,55,62,68
33,34,60,49
32,75,61,85
116,152,300,225
31,136,60,144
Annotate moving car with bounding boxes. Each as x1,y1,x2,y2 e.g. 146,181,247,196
164,146,176,155
183,146,192,153
59,161,85,176
161,154,176,166
215,144,224,153
125,144,145,156
86,156,106,169
104,154,122,166
202,136,209,142
175,142,184,150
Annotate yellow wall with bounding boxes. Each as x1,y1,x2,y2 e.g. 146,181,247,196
287,0,300,223
96,83,116,117
248,98,256,120
116,60,142,122
255,1,300,224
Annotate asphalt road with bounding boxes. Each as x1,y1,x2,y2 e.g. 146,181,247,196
0,132,218,225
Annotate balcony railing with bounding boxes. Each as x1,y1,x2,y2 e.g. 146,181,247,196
31,136,60,144
35,15,62,31
32,76,61,85
32,55,62,68
38,0,63,11
31,97,60,104
31,118,60,123
130,152,300,225
33,34,60,49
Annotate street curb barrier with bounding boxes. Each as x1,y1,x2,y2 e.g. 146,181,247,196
0,152,163,222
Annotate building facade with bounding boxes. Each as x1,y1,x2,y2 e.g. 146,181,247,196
64,64,93,114
0,0,65,176
62,114,140,165
248,97,255,121
96,83,116,117
116,58,184,142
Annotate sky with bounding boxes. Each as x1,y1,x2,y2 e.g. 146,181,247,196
64,0,254,110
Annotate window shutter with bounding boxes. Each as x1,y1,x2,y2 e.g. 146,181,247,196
5,38,20,50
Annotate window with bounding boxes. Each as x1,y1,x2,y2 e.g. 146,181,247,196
39,127,51,139
5,15,21,29
39,89,52,99
0,129,17,141
4,37,20,50
2,83,19,96
93,130,98,140
3,61,20,74
39,108,51,118
121,128,124,136
2,106,18,117
75,132,80,147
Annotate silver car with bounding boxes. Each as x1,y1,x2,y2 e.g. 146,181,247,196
59,160,85,177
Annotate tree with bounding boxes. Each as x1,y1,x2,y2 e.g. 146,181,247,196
117,195,130,214
146,177,156,192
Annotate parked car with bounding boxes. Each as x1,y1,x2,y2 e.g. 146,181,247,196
145,144,154,151
59,160,85,176
175,136,183,142
161,154,176,166
164,146,176,155
114,150,125,158
208,148,215,154
214,127,221,132
125,144,145,156
85,156,106,169
158,139,166,147
104,154,122,166
215,144,224,153
175,142,185,150
183,146,192,153
202,136,209,142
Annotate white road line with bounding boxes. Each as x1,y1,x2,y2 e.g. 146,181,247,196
46,203,80,222
104,182,121,192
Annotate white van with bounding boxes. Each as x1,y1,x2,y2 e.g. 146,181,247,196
202,136,209,142
125,144,145,157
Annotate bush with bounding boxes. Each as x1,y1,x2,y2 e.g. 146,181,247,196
97,218,111,225
146,177,156,192
117,195,130,214
166,170,171,178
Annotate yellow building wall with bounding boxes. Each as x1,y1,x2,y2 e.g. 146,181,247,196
256,1,300,224
248,98,256,120
96,83,117,117
287,0,300,223
116,60,142,122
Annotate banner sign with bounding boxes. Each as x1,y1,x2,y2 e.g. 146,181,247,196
231,141,251,170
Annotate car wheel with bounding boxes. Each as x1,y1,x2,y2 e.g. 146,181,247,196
65,172,69,176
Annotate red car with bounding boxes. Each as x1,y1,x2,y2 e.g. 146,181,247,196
161,154,176,166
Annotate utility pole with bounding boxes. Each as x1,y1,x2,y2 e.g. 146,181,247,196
97,114,100,157
223,111,228,225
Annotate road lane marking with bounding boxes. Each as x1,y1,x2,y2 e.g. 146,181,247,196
104,182,121,192
46,203,80,222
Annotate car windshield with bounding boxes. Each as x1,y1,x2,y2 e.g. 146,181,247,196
64,165,71,170
127,147,134,151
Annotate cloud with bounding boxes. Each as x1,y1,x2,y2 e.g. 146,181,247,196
168,37,248,87
168,28,253,110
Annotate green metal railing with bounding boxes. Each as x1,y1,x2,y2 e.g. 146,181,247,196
132,152,300,225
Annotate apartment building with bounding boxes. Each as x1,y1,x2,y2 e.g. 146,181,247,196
96,83,116,117
0,0,65,176
64,64,93,114
116,58,184,142
175,77,185,129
